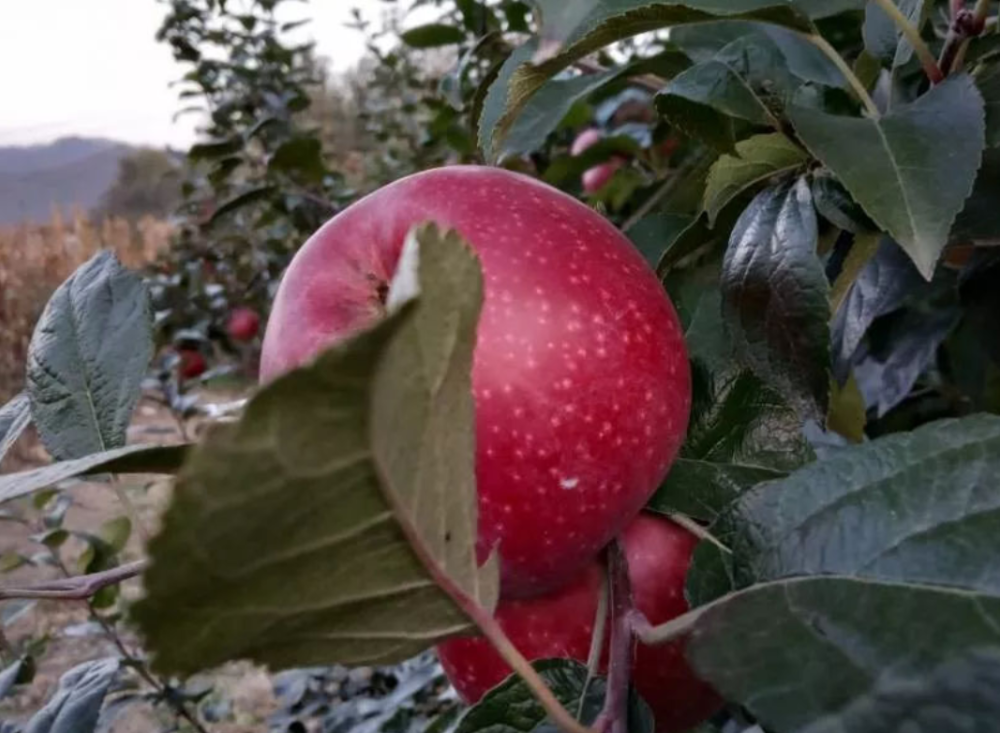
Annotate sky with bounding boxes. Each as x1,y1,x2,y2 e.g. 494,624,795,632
0,0,423,149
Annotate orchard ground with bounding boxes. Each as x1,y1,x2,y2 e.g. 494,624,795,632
0,384,279,730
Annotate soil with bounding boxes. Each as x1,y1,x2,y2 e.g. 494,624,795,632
0,388,279,732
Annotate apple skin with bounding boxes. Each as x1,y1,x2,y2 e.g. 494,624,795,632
260,166,690,597
436,513,722,733
227,307,261,342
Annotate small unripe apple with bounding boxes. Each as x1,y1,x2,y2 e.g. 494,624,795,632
571,129,625,194
178,349,207,380
227,306,261,342
260,166,690,597
436,514,722,733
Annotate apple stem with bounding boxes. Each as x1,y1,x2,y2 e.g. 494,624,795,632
578,567,610,719
468,600,597,733
667,512,731,555
593,539,636,733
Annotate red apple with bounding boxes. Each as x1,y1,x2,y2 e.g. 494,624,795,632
178,349,207,380
571,127,603,156
260,166,690,597
582,159,624,194
436,513,722,732
571,129,625,194
227,306,260,342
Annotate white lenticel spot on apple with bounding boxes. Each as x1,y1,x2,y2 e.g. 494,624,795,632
560,477,580,490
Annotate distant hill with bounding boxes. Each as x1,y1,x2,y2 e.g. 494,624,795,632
0,137,135,224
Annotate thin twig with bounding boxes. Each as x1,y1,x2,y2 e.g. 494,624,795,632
803,33,881,117
0,560,148,600
667,513,732,555
871,0,945,82
592,541,633,733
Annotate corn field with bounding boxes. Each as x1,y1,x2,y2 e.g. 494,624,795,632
0,206,171,403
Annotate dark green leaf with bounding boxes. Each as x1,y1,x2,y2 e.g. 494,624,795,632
0,444,191,506
0,393,31,466
24,659,118,733
788,75,986,278
830,236,925,379
132,224,498,675
268,138,326,184
400,23,466,48
188,138,242,160
863,0,925,68
626,213,695,269
721,178,830,420
671,21,845,87
649,458,784,522
456,660,603,733
657,35,794,136
677,414,1000,731
854,306,960,417
208,185,277,224
810,169,874,233
686,577,1000,733
26,251,153,460
952,147,1000,242
481,1,815,159
702,133,807,225
975,61,1000,148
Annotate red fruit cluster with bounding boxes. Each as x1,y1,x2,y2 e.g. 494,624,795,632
260,166,712,730
227,306,261,342
572,127,625,194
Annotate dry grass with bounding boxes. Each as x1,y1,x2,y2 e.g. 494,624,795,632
0,206,172,403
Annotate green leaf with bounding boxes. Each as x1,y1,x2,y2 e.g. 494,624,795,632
975,61,1000,148
209,185,277,225
674,414,1000,731
702,133,807,225
456,660,604,733
686,577,1000,733
657,35,795,136
481,1,815,159
826,372,866,442
188,137,242,160
26,251,153,461
830,236,925,379
650,260,812,522
98,516,131,553
132,224,498,675
0,393,31,466
268,137,326,184
788,74,986,278
22,659,118,733
721,178,830,421
810,168,874,233
626,213,695,269
671,21,845,87
0,444,190,506
863,0,925,68
0,658,24,698
400,23,466,48
723,413,1000,589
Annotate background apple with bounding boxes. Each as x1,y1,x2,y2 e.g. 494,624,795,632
571,128,627,195
227,306,260,342
436,513,722,732
260,166,690,597
177,348,207,380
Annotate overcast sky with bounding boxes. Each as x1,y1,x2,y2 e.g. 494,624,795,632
0,1,424,149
